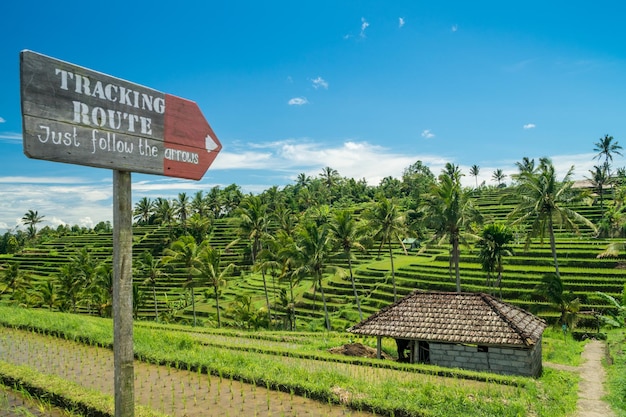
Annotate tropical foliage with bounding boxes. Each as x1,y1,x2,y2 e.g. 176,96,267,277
509,157,596,278
0,135,623,333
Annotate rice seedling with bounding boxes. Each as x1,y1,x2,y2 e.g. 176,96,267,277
0,307,581,416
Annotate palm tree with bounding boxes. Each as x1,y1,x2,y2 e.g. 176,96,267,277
587,164,610,213
71,248,98,292
296,172,311,189
296,187,315,211
36,280,59,310
594,134,622,175
512,157,536,184
421,165,481,292
293,221,333,330
174,192,191,228
137,251,165,322
21,210,45,239
533,273,580,330
191,191,207,217
260,185,284,213
476,223,514,297
319,166,341,203
222,184,243,216
320,166,339,187
205,186,224,218
195,244,235,328
154,198,175,226
0,262,25,296
133,282,147,319
365,196,407,302
133,197,154,225
233,195,272,324
6,267,32,306
228,294,255,329
184,214,210,245
444,163,462,183
378,176,403,199
57,263,81,312
515,157,536,175
492,169,507,187
469,165,480,188
274,230,302,330
163,235,202,326
509,157,596,279
274,205,297,236
328,209,366,320
91,262,113,317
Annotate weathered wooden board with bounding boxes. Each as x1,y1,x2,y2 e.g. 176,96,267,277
20,50,221,180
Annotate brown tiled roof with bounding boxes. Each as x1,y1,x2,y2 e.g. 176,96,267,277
347,291,546,347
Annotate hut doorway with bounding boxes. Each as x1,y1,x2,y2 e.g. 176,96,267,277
417,341,430,364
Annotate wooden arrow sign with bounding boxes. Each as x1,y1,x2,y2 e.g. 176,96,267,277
20,50,222,180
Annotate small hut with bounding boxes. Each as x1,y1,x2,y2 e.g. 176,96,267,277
347,291,546,377
401,238,420,251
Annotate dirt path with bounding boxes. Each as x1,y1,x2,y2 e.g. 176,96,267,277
546,340,615,417
576,340,615,417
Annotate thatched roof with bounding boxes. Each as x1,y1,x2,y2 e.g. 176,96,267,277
347,291,546,348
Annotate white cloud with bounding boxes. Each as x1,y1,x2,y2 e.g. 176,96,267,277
0,176,88,184
550,153,599,179
451,24,458,32
3,137,451,232
0,180,114,233
0,117,5,123
206,151,273,170
421,129,435,139
278,140,427,185
311,77,328,89
399,17,405,28
0,132,22,142
133,179,211,193
79,217,95,228
523,123,536,129
288,97,308,106
457,151,619,189
206,138,449,187
360,17,369,37
1,134,614,234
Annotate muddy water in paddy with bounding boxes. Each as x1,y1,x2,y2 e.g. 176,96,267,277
1,385,75,417
0,328,375,416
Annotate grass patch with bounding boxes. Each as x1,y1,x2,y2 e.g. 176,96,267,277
542,327,586,366
0,306,582,417
606,328,626,416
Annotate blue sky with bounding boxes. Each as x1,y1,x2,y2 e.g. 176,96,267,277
1,1,626,232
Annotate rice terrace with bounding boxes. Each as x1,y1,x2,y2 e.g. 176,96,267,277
2,147,626,416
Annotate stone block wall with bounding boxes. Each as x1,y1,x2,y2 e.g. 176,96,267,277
427,337,543,377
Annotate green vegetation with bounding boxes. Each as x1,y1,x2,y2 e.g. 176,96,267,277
606,328,626,416
541,327,586,366
0,360,164,417
0,306,579,416
1,138,625,415
1,154,625,331
0,384,86,417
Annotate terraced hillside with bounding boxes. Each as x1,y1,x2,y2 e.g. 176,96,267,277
1,187,624,331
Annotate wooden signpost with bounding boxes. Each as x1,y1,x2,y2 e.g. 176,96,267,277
20,50,222,417
21,50,222,180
